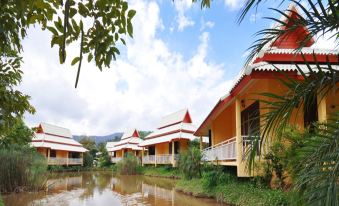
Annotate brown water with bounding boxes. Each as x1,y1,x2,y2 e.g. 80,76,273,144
2,171,225,206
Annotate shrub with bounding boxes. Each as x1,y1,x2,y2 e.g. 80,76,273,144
202,167,236,191
178,146,202,179
116,154,142,175
0,145,48,193
98,150,111,168
83,152,94,167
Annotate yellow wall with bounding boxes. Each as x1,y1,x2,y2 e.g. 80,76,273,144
56,150,68,158
326,87,339,118
211,103,236,145
155,142,169,155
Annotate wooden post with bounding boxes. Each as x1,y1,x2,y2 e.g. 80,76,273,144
47,148,50,165
171,141,175,167
142,148,144,166
81,152,83,166
155,146,157,167
66,151,69,166
235,98,243,176
317,94,327,122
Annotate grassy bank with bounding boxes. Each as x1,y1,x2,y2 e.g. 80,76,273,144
176,178,289,206
142,166,181,178
0,194,4,206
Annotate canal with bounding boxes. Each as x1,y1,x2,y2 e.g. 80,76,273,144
3,171,225,206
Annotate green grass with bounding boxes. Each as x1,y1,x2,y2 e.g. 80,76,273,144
176,178,289,206
142,166,181,178
0,194,4,206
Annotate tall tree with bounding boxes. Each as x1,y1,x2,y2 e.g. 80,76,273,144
0,0,136,138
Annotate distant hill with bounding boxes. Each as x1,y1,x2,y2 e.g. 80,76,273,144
73,130,153,145
73,132,123,145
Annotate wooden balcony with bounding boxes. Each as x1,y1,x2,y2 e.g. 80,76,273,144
202,137,237,162
48,157,83,165
111,157,122,163
142,154,179,165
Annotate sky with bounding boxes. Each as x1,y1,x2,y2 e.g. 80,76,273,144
20,0,335,135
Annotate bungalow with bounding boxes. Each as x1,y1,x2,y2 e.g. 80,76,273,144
194,5,338,177
31,123,88,166
139,109,197,166
106,129,144,163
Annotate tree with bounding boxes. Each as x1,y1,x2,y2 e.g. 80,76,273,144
238,0,338,204
0,0,136,138
79,136,97,156
0,118,34,147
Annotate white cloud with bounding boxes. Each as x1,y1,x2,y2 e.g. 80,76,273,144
200,19,215,31
20,0,232,135
174,0,195,31
249,12,262,23
224,0,244,10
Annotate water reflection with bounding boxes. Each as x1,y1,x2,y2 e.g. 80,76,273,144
3,172,225,206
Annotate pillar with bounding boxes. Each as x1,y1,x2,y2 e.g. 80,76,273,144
235,98,244,176
66,151,69,166
155,145,157,167
142,148,144,166
47,148,50,165
317,94,327,122
171,141,175,167
81,153,83,166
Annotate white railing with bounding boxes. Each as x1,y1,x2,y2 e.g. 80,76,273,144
143,154,179,164
48,157,67,165
111,157,122,163
48,157,83,165
242,135,261,159
202,137,236,161
68,158,83,165
143,155,156,164
156,154,172,164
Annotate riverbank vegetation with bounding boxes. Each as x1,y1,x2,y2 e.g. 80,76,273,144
0,145,47,193
176,169,288,206
116,154,142,175
143,165,181,178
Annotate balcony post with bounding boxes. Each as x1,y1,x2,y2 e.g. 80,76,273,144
235,98,244,176
67,151,69,166
47,148,50,164
81,152,83,166
317,94,327,123
155,146,157,167
142,147,144,166
171,141,175,167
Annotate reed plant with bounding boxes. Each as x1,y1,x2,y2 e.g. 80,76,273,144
116,154,142,175
0,145,48,193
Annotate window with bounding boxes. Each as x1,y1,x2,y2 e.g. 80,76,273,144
148,146,155,155
169,141,180,154
50,149,56,158
208,129,212,147
241,101,260,155
68,152,80,158
241,101,260,137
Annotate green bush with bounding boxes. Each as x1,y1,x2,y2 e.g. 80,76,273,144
98,150,111,168
116,154,142,175
178,145,202,179
202,169,236,191
0,145,48,193
83,152,94,167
